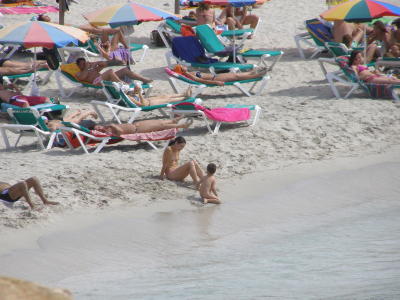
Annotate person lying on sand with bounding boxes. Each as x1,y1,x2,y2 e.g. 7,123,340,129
350,50,400,84
75,57,153,86
198,163,220,204
0,177,59,210
0,83,52,107
0,58,48,75
173,64,267,86
160,136,204,186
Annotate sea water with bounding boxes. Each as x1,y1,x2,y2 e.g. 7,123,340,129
1,162,400,299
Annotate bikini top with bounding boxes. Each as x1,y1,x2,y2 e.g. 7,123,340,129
357,65,369,73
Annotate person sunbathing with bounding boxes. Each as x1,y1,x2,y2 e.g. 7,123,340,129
93,117,193,137
368,21,392,52
173,64,267,86
385,44,400,58
0,83,52,107
349,50,400,84
391,18,400,45
196,3,217,27
75,57,153,86
38,14,120,39
160,136,204,186
46,109,99,132
0,177,59,210
126,85,192,107
95,30,132,65
0,59,48,75
218,6,259,33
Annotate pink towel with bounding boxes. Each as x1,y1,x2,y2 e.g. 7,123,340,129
0,6,59,14
192,103,250,122
121,128,177,141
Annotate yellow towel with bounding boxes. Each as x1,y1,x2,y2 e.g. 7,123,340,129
60,63,92,85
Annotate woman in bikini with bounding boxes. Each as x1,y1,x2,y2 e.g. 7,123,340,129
126,85,192,107
95,30,132,65
160,136,204,186
349,50,400,84
196,3,216,27
173,64,267,86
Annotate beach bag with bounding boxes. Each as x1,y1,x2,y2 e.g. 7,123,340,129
150,30,167,47
43,47,61,70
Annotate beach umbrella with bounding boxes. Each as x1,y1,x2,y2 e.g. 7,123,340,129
320,0,400,22
84,2,180,28
0,21,88,94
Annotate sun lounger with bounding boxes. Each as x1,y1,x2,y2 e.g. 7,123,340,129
59,121,178,154
325,56,400,102
0,107,66,150
195,24,283,70
91,80,200,124
167,36,255,73
169,102,261,134
294,18,333,59
164,67,269,97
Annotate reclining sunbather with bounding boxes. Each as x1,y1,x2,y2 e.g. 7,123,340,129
126,85,192,107
94,116,193,137
75,57,153,86
173,64,267,86
350,50,400,84
0,83,52,107
0,177,59,210
46,109,99,132
0,59,48,75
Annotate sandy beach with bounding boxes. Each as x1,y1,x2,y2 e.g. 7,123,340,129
0,0,400,298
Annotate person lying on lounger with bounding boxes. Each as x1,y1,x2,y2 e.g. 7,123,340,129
0,59,48,76
126,85,192,107
45,110,193,136
160,136,204,186
0,83,52,107
95,31,133,65
75,57,153,86
93,116,193,137
349,50,400,84
173,64,267,86
0,177,59,210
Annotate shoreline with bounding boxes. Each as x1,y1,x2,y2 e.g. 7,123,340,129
1,144,399,257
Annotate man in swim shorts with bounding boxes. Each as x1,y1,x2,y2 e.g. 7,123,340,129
0,83,52,107
75,57,153,86
0,177,59,209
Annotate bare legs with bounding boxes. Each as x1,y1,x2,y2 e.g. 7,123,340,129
8,177,59,209
370,76,400,84
166,160,204,185
64,110,98,124
214,69,266,81
115,67,153,84
134,117,193,133
108,30,129,50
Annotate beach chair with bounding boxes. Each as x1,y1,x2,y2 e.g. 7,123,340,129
325,56,400,102
164,67,269,97
59,121,178,154
167,36,255,73
91,80,200,124
157,19,183,48
294,18,333,59
169,102,261,135
195,24,283,70
0,98,67,118
0,107,64,150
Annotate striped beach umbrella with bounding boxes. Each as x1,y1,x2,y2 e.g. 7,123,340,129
321,0,400,22
0,21,88,48
84,2,180,28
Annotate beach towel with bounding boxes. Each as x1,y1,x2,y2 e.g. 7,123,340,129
174,102,250,122
306,19,333,45
172,36,217,64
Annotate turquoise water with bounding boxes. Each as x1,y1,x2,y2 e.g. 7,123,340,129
1,162,400,299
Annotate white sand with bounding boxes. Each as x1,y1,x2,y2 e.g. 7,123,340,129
0,0,399,231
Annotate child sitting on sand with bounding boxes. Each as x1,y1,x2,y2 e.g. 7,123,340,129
198,163,220,204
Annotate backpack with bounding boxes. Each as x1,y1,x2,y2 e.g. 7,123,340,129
42,47,61,70
150,30,168,47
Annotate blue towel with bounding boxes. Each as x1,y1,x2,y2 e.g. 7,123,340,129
306,19,333,44
171,36,217,64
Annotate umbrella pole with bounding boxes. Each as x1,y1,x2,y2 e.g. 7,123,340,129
364,25,367,62
30,47,40,96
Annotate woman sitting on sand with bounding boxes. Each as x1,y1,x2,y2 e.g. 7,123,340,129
349,50,400,84
160,136,204,186
173,65,267,86
126,85,192,107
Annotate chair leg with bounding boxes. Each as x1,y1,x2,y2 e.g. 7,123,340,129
213,122,222,135
146,141,159,150
0,128,11,149
46,132,57,150
93,139,109,154
255,76,269,96
251,106,261,126
233,82,251,97
127,110,142,124
168,77,180,94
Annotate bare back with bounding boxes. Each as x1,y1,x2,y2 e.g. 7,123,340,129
0,89,18,102
199,175,215,198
